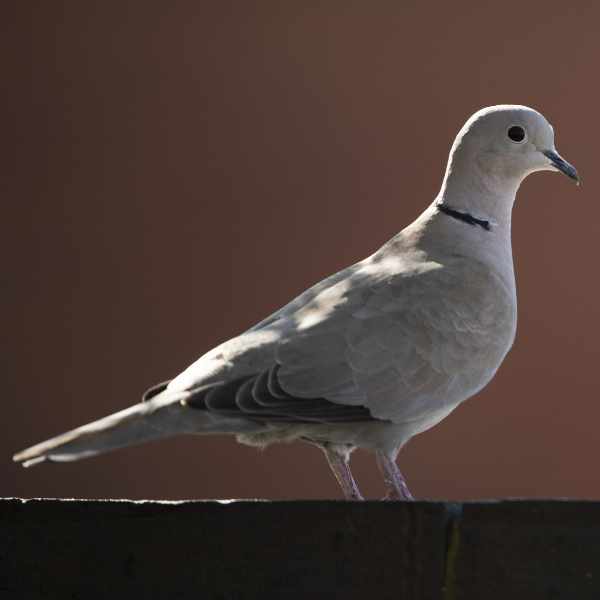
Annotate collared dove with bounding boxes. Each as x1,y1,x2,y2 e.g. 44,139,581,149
13,105,579,500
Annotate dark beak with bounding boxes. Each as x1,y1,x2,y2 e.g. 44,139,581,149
542,150,580,185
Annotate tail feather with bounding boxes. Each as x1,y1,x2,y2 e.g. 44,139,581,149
13,387,262,467
13,393,180,467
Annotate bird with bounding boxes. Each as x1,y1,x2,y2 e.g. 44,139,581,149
13,105,579,500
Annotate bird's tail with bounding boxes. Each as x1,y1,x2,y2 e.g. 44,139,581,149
12,384,259,467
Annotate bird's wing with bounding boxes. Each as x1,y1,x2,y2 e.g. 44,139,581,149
274,254,509,423
167,252,509,425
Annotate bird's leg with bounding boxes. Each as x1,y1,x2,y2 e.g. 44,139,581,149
376,450,414,501
320,443,363,501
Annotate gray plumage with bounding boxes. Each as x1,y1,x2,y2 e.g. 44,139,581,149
14,105,579,499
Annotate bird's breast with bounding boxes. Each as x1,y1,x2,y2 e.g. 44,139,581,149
365,257,517,424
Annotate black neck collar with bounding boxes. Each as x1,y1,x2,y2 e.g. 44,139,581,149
436,203,491,231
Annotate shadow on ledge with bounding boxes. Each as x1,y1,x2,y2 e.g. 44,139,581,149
2,498,599,599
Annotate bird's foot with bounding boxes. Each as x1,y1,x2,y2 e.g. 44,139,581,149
380,489,414,501
376,450,414,501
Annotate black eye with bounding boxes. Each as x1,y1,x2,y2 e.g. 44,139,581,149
508,125,526,143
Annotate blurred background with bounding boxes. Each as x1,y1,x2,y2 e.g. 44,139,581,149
3,1,598,501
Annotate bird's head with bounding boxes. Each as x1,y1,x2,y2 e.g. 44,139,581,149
449,105,579,187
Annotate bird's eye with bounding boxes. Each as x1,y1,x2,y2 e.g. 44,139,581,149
507,126,526,143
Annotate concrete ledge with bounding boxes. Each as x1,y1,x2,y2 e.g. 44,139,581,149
1,499,599,599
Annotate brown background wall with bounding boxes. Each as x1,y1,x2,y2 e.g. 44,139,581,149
3,1,599,501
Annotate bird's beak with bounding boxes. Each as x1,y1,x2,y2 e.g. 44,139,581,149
542,149,580,185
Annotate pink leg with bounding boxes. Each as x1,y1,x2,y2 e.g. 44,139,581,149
321,444,363,501
376,451,414,501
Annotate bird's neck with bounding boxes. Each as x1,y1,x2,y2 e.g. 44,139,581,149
404,158,521,285
436,155,522,231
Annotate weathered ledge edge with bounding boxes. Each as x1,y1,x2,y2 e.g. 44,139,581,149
2,498,600,600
